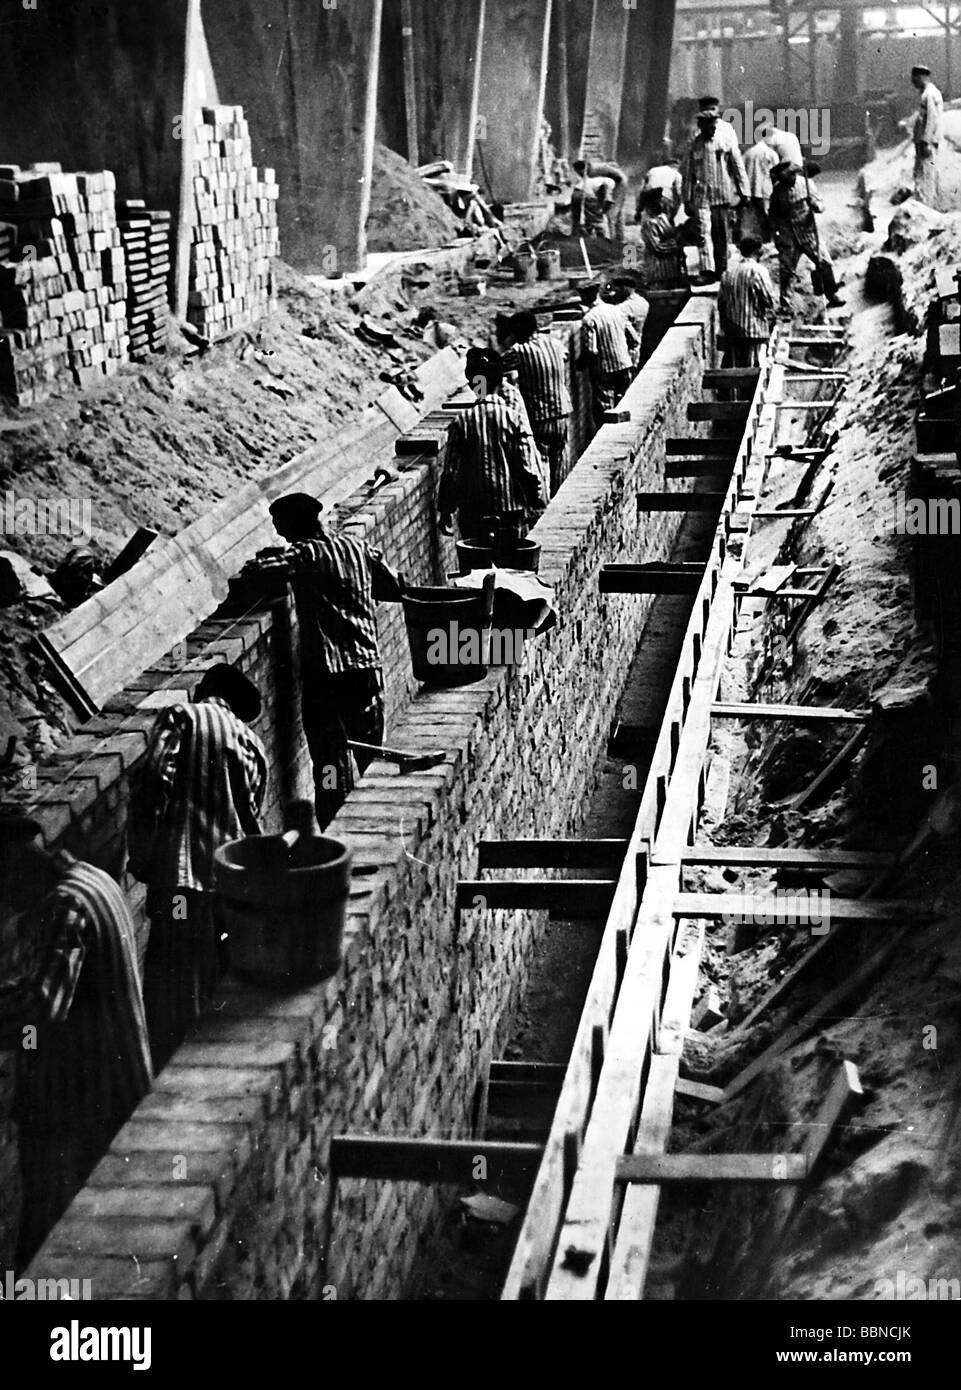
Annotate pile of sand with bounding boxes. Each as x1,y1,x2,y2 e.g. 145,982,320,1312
861,131,961,212
365,143,460,254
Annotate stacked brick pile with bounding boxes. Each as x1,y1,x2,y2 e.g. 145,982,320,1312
187,105,280,341
0,163,129,404
117,200,171,359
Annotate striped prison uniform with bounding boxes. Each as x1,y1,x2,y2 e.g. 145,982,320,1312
252,531,402,829
440,392,548,541
582,299,638,426
718,257,776,371
0,852,152,1264
131,694,267,1068
502,334,573,494
770,173,835,309
640,210,685,288
683,120,749,276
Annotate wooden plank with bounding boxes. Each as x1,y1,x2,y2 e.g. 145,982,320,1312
687,401,751,421
456,880,616,916
702,368,760,389
665,438,740,455
330,1136,543,1184
477,839,627,870
681,845,894,870
637,492,726,511
733,932,837,1034
616,1152,808,1184
674,892,929,923
664,458,736,478
722,935,908,1103
712,701,869,723
600,563,704,595
675,1077,725,1104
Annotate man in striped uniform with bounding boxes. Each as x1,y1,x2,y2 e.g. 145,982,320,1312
129,663,267,1068
718,236,776,380
440,348,548,541
580,282,639,427
573,158,629,240
0,814,152,1263
245,495,402,831
683,96,750,282
769,161,844,313
637,188,686,289
501,312,573,495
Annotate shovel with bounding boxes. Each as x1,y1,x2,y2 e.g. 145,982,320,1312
348,740,446,774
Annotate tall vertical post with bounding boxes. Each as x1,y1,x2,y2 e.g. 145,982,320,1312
400,0,419,167
807,6,818,108
359,0,383,263
175,0,203,323
477,0,552,202
557,0,571,160
580,0,631,159
945,5,953,98
464,0,487,179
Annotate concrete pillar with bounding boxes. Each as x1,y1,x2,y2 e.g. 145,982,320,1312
545,0,594,166
620,0,678,167
835,7,864,102
580,0,630,160
476,0,553,204
201,0,383,274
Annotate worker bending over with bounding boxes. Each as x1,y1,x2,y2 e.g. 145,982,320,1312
440,347,547,543
244,496,402,829
573,158,628,239
683,96,750,282
502,311,574,495
641,150,683,220
0,814,152,1264
129,663,267,1069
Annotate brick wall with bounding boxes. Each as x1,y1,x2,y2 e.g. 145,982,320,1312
11,298,716,1296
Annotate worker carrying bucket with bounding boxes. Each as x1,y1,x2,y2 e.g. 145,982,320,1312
241,493,403,831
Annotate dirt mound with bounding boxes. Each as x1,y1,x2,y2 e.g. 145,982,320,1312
365,143,460,254
860,134,961,212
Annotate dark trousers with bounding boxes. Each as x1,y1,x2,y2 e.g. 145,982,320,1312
302,667,385,830
143,889,221,1073
533,417,570,494
590,368,633,428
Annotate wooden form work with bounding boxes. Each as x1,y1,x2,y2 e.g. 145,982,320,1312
503,322,878,1301
502,339,781,1301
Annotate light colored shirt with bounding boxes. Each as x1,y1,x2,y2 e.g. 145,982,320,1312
644,165,683,215
744,141,780,200
915,82,944,146
764,127,804,167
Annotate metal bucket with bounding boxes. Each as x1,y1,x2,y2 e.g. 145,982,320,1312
402,584,491,684
456,537,541,575
513,252,537,286
537,247,562,281
214,833,352,988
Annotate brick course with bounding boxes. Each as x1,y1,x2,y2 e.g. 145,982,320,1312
10,298,715,1297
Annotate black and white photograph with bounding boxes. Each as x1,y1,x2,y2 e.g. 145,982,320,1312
0,0,957,1361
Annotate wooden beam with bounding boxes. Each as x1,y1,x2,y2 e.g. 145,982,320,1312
680,845,895,870
400,0,419,167
615,1152,808,1184
712,701,869,723
702,368,760,389
687,401,751,421
600,563,704,594
733,932,837,1035
665,438,740,454
664,458,736,478
675,1077,726,1104
330,1136,543,1184
637,492,727,512
456,880,616,915
674,892,928,923
477,839,627,870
